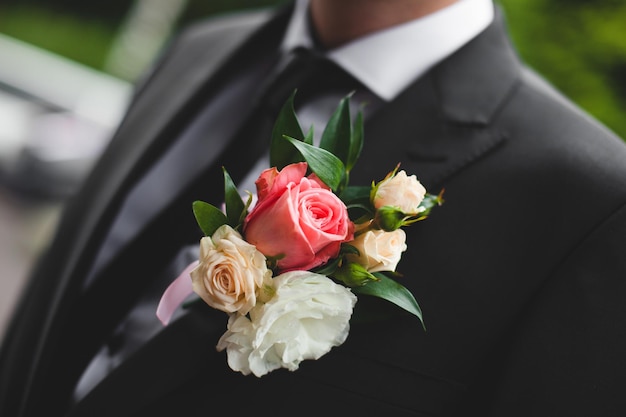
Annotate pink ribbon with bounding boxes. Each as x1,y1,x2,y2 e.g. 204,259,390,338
156,260,199,325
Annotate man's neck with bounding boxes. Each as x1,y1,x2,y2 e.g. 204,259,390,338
309,0,459,49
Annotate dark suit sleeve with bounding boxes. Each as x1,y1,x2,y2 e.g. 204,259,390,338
489,202,626,416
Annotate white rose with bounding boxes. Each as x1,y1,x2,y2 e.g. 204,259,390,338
190,224,270,315
216,271,357,377
374,170,426,215
347,228,407,272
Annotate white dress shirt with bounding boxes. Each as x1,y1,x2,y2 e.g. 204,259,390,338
284,0,495,102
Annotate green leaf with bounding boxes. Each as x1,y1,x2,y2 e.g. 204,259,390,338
416,190,445,217
222,168,245,228
341,185,374,218
347,109,364,171
340,243,360,256
312,257,341,276
319,95,352,165
283,136,345,191
192,200,228,236
270,90,305,170
340,185,372,206
352,273,425,330
242,191,254,224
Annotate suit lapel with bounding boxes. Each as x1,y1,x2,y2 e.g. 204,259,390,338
356,7,518,191
69,7,285,291
66,304,223,417
19,7,293,417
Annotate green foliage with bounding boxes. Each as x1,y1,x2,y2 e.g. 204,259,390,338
353,273,425,329
283,136,345,191
0,4,115,72
319,94,353,166
273,92,364,193
497,0,626,140
269,91,306,169
192,201,227,236
222,168,247,228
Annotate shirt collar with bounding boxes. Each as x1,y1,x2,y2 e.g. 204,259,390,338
282,0,494,101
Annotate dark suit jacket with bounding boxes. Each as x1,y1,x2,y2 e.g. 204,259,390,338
2,4,626,417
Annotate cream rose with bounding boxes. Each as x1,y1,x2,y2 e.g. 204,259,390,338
347,228,407,272
216,271,357,377
190,225,270,315
373,170,426,215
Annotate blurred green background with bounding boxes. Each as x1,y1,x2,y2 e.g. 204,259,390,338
1,0,625,139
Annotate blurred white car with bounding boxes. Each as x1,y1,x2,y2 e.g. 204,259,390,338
0,33,132,198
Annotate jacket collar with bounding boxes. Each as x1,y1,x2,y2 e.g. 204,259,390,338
433,7,520,126
353,7,520,191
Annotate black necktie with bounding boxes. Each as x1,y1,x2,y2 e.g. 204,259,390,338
261,47,362,117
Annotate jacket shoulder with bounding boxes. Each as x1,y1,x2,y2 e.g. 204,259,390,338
131,7,281,98
498,65,626,172
493,64,626,233
175,8,278,51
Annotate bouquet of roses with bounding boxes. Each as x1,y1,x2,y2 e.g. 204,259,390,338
157,92,443,377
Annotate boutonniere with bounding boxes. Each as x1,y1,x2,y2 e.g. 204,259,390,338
157,92,443,377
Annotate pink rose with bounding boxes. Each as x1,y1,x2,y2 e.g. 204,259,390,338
244,162,353,272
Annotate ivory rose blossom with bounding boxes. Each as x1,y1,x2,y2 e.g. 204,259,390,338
190,225,270,315
374,170,426,215
244,162,353,271
216,271,357,377
347,228,407,272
